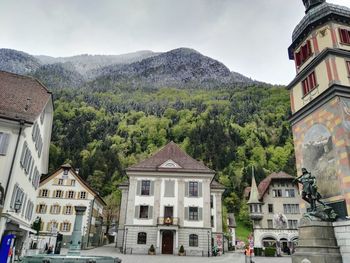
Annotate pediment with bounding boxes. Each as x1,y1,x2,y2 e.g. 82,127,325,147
159,159,182,168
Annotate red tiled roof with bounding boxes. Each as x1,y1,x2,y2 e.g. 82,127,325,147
126,141,214,173
257,171,295,198
0,70,51,123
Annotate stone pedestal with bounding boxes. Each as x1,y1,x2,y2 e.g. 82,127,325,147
292,218,342,263
333,220,350,263
67,206,87,256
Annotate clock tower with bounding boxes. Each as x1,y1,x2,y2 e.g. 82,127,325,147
288,1,350,217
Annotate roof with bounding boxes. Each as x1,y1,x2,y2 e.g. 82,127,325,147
257,171,296,199
210,180,226,190
247,174,261,204
0,70,51,123
126,141,214,174
289,2,350,58
40,164,106,206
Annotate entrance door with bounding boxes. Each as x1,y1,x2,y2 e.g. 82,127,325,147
162,231,174,254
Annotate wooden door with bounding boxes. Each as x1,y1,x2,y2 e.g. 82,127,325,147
162,231,174,254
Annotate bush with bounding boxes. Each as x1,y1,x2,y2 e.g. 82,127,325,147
149,244,155,253
179,245,185,253
254,247,263,256
264,247,276,257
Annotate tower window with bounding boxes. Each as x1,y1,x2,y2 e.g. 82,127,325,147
295,40,312,67
339,28,350,44
302,71,317,96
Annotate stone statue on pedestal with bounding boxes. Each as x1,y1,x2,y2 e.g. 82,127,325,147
294,168,337,222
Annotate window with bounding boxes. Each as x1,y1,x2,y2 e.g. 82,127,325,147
79,191,87,199
268,204,274,213
0,133,10,155
63,169,68,176
20,142,32,174
71,179,76,186
32,167,40,189
267,219,273,229
139,206,149,219
58,179,64,185
189,182,198,197
47,221,58,232
64,205,73,215
10,184,24,213
50,204,61,214
61,222,71,232
40,189,49,197
210,195,214,209
295,40,312,67
285,189,295,198
302,71,317,96
283,204,300,214
37,204,47,214
67,191,75,199
189,234,198,247
141,180,150,195
189,207,198,220
211,215,214,228
55,190,63,198
25,201,34,220
288,220,299,229
272,189,282,197
137,232,147,244
250,204,261,213
339,28,350,44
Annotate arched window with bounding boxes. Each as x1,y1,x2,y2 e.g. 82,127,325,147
189,234,198,247
137,232,147,244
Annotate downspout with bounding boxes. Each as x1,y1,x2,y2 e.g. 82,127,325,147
86,196,96,248
4,120,24,202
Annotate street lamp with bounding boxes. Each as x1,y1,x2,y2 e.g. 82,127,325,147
207,230,210,257
14,199,22,213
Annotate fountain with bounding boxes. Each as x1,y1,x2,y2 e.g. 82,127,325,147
22,206,121,263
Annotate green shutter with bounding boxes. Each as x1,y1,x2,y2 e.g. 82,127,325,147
148,206,153,219
198,182,202,197
136,181,141,196
134,206,140,219
185,182,189,197
198,208,203,221
185,207,189,220
150,181,154,196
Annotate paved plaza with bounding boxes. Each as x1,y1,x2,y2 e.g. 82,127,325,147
61,244,292,263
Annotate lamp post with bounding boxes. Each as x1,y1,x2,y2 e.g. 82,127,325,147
124,228,128,254
207,230,210,257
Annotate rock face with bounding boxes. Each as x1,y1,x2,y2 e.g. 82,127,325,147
0,48,256,90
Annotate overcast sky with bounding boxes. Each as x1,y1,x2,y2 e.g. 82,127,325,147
1,0,349,84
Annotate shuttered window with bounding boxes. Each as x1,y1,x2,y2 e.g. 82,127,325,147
10,184,24,213
295,40,312,67
339,28,350,44
186,207,202,221
141,180,150,195
302,71,317,96
0,133,10,155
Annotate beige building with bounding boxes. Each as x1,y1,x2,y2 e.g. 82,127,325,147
117,142,225,256
37,164,106,248
246,172,304,253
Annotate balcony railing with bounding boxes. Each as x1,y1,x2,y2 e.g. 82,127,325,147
157,217,179,226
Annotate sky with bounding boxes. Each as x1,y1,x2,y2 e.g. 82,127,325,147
1,0,350,85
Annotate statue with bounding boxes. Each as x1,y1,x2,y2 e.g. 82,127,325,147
294,168,337,221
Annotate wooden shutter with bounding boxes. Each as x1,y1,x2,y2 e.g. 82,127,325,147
36,205,40,213
185,182,189,197
185,207,189,220
198,208,203,221
134,206,140,219
198,182,202,197
0,133,10,155
150,181,154,196
136,181,141,196
306,40,312,57
38,190,42,197
148,206,153,219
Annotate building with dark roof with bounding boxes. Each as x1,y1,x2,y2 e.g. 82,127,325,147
246,172,303,253
0,71,53,257
117,142,225,256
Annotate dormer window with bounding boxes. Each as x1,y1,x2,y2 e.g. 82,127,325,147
339,28,350,44
302,71,317,96
295,40,312,67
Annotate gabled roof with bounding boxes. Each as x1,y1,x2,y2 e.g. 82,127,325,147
126,141,214,174
0,70,51,123
257,171,295,199
40,164,106,206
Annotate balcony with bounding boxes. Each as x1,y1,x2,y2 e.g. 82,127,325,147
157,217,179,226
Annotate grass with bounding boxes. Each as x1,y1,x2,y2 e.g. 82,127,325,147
235,220,252,244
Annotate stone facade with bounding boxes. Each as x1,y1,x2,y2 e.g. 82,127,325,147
117,142,225,256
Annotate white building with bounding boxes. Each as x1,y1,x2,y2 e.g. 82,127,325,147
117,142,225,256
0,70,53,256
37,164,106,248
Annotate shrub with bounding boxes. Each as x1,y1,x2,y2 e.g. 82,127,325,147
254,247,263,256
265,247,276,257
179,245,185,253
149,244,155,253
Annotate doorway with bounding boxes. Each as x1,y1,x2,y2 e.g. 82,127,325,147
162,231,174,254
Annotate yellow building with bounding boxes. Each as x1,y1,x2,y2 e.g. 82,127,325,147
287,0,350,217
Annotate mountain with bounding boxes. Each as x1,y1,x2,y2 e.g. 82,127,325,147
0,48,258,90
0,49,41,74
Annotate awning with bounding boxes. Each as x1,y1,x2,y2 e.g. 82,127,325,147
19,224,36,233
